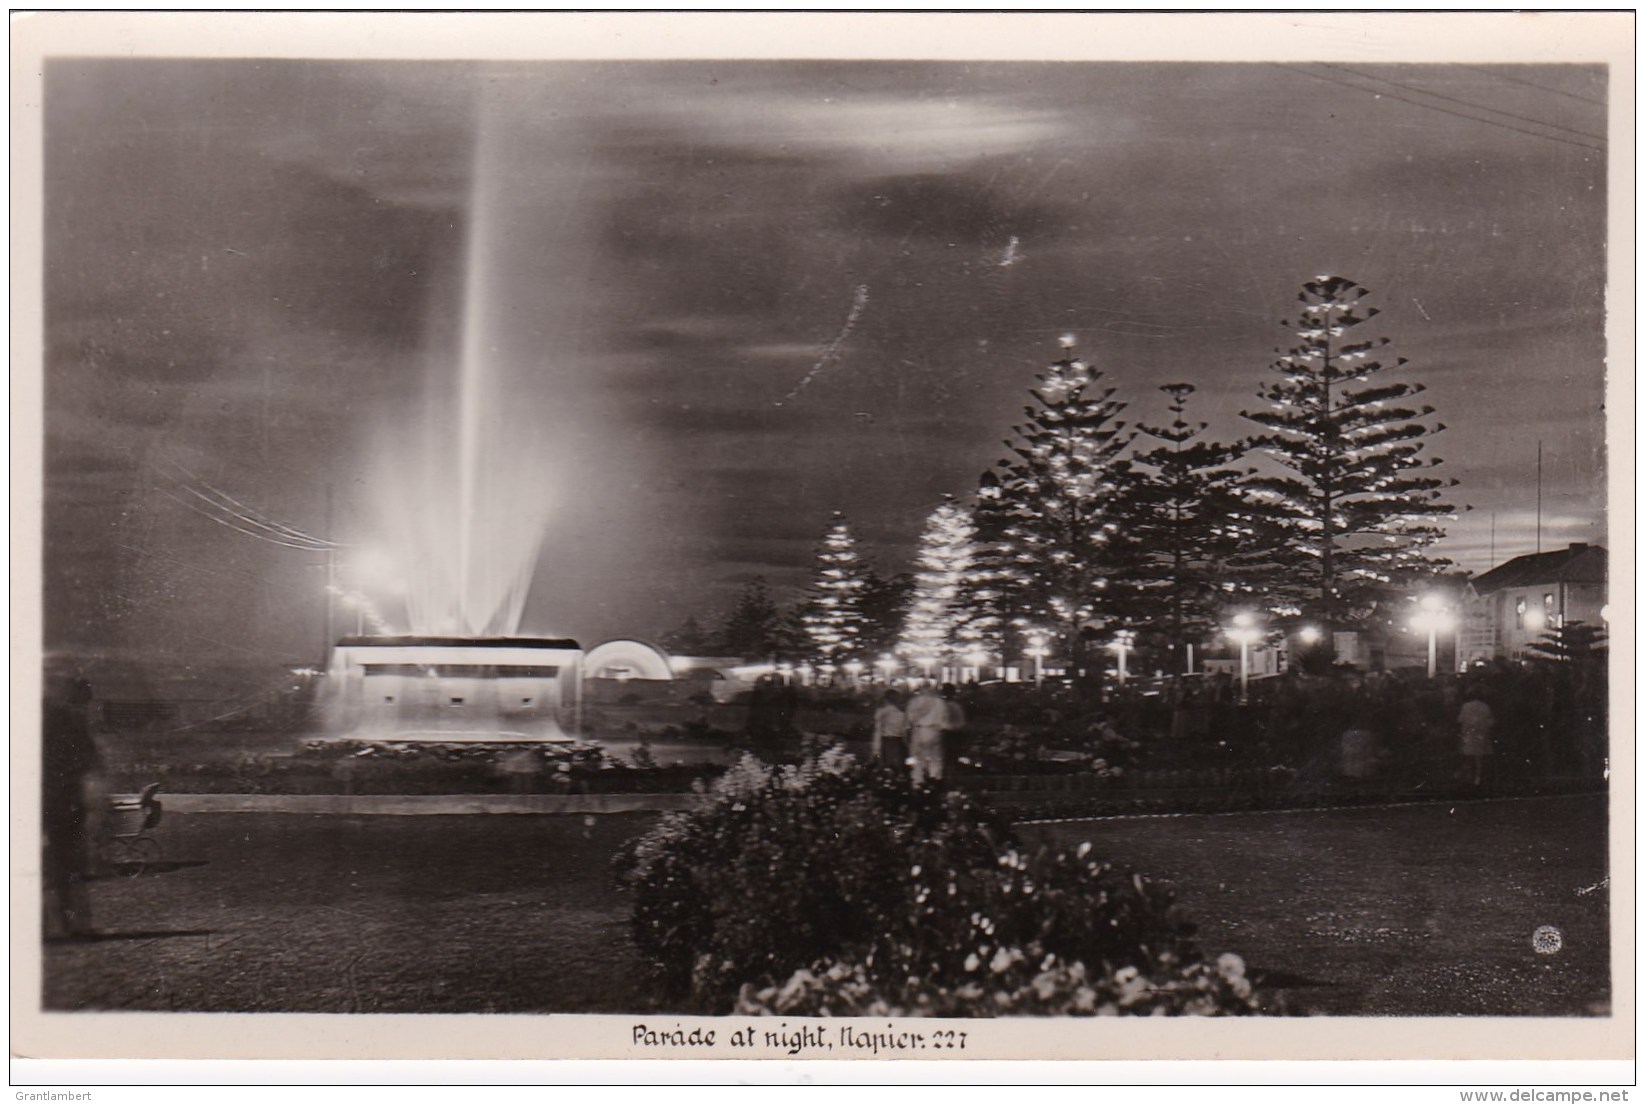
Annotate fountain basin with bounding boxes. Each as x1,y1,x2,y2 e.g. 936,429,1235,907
319,636,583,743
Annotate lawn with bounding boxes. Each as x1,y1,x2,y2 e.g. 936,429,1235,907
41,795,1609,1016
1028,794,1611,1016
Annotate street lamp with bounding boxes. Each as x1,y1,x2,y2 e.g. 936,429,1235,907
875,653,898,683
1024,632,1049,686
1297,624,1323,646
963,649,989,684
1409,593,1456,679
1108,630,1135,685
1225,612,1262,702
843,659,864,685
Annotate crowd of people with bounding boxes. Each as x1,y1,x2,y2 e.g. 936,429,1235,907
749,653,1608,792
1047,656,1610,786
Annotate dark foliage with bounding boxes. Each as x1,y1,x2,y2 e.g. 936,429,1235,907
614,751,1260,1015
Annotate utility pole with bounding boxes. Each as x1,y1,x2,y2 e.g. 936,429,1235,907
323,483,336,658
1535,441,1543,555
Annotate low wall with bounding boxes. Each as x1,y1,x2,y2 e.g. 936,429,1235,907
141,792,705,816
124,775,1605,818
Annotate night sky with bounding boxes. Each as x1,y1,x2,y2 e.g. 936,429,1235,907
41,57,1609,671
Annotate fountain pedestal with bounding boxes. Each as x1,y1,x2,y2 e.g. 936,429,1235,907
319,636,583,743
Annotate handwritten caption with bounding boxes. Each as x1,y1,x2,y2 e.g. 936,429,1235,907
632,1021,968,1057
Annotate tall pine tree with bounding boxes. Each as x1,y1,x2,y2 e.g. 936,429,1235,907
859,569,915,661
1128,383,1255,671
800,512,870,669
897,496,978,674
1242,276,1454,622
720,577,782,659
953,470,1015,662
985,337,1137,671
660,614,716,655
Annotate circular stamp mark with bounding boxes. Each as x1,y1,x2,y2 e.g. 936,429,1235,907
1531,924,1564,955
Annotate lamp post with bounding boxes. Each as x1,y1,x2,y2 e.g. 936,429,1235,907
1293,624,1322,674
1025,632,1049,687
1410,594,1456,679
1108,630,1135,686
1225,613,1261,702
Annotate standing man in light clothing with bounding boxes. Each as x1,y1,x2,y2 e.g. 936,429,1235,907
905,684,948,785
872,689,909,770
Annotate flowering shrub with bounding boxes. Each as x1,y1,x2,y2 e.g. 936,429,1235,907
296,738,606,766
958,723,1128,778
105,741,727,795
615,749,1262,1015
736,949,1258,1018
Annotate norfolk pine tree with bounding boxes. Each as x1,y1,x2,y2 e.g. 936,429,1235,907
1128,383,1255,672
858,568,915,661
799,512,870,670
897,495,979,675
952,469,1016,664
1241,276,1454,624
720,578,782,659
985,337,1138,675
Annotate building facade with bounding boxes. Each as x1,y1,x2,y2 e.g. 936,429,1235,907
1461,543,1607,663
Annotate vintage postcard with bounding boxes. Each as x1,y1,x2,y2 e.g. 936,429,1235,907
11,11,1633,1072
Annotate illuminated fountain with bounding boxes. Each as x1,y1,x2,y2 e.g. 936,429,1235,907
322,635,582,744
319,75,599,745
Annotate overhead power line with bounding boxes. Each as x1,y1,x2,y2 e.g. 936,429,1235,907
158,457,340,547
152,484,334,552
1482,66,1607,108
1274,64,1605,155
154,457,344,551
1322,63,1607,144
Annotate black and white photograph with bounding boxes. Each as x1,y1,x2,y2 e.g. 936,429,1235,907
16,11,1630,1067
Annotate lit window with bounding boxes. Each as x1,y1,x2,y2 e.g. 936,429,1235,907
1515,598,1526,629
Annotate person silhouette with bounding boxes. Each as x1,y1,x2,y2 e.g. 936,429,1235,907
42,669,99,938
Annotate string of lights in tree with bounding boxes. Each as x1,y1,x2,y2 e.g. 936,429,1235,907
897,495,978,670
800,512,870,667
975,335,1137,664
1240,275,1457,623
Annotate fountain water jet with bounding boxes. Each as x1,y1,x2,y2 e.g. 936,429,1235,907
324,74,602,742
